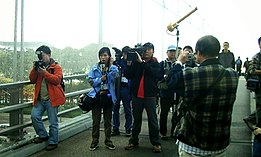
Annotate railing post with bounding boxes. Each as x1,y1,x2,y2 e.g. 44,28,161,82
9,87,23,140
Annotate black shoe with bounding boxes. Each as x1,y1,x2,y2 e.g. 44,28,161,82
111,129,120,136
89,143,99,151
125,130,131,137
161,135,168,140
46,144,58,151
32,136,49,143
105,142,116,150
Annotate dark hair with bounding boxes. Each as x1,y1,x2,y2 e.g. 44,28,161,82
36,45,51,55
143,42,154,50
98,47,111,57
183,45,193,52
258,37,261,44
122,46,130,53
195,35,220,57
223,42,229,46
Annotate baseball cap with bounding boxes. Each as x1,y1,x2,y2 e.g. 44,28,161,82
167,45,177,51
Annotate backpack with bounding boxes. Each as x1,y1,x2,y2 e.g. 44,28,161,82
50,68,65,92
236,59,242,65
60,76,65,92
158,60,173,90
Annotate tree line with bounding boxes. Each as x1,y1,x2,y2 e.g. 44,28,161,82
0,43,113,84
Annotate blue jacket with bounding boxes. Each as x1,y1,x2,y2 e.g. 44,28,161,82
87,63,119,104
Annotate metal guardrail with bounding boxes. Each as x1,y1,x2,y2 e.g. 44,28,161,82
0,74,89,136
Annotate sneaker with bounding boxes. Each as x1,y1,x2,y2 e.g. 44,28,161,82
111,129,120,136
46,144,58,151
125,130,131,137
124,143,138,150
105,143,115,150
89,143,99,151
153,145,162,153
32,136,49,144
243,117,256,131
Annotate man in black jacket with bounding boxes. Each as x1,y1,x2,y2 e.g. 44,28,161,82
124,42,161,153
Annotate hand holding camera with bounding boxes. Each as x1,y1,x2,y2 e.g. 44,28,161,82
177,50,189,63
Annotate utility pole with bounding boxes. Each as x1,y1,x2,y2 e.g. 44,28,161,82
20,0,25,81
13,0,18,82
98,0,103,47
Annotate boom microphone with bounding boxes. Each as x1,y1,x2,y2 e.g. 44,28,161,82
167,7,198,32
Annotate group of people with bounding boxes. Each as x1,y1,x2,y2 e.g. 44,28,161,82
28,35,261,156
217,41,251,77
84,35,239,156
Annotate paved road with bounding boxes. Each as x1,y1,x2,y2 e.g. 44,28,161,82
27,77,252,157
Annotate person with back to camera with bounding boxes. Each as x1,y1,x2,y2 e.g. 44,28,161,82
111,46,133,137
158,44,179,140
235,56,243,76
243,57,250,76
30,45,66,151
167,35,238,156
124,42,161,153
87,47,119,151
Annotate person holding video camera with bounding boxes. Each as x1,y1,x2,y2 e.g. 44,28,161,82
124,42,161,153
111,46,132,137
167,35,238,156
87,47,119,151
29,45,66,151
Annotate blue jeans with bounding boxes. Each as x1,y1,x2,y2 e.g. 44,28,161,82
112,86,132,132
253,137,261,157
31,100,59,144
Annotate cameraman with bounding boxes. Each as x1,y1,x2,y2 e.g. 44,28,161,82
124,42,161,153
29,45,66,151
111,46,133,137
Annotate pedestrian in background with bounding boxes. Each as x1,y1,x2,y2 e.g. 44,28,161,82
243,57,250,75
30,45,66,151
218,42,235,69
87,47,119,151
235,56,242,76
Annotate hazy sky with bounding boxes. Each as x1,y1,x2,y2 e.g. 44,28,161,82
0,0,260,61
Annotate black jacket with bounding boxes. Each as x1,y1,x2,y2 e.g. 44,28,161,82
126,58,160,97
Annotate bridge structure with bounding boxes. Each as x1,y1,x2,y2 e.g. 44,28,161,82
0,76,254,157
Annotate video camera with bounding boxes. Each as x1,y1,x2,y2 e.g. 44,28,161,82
127,43,146,61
